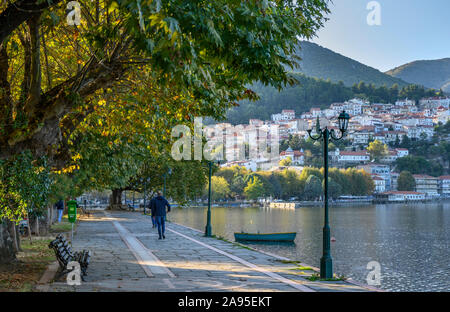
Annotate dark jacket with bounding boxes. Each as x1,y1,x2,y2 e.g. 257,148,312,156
55,200,64,210
150,196,170,216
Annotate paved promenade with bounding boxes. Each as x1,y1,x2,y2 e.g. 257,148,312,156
44,211,377,292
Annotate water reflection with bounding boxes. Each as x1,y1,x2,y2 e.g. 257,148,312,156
169,202,450,292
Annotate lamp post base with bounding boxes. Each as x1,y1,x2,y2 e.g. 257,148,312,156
205,225,212,237
320,256,333,279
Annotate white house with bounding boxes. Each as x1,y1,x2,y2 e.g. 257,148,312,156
378,191,425,201
272,110,296,123
371,174,386,193
419,97,450,109
332,148,370,164
413,174,439,197
280,147,305,165
395,148,409,158
438,176,450,196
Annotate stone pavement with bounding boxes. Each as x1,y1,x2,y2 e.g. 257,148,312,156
44,211,378,292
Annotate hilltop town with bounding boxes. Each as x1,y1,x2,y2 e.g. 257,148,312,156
208,96,450,201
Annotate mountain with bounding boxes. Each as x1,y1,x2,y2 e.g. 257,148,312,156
386,58,450,93
223,42,442,125
293,41,409,87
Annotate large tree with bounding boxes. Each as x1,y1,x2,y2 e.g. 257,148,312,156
397,171,416,191
0,0,331,261
367,140,388,161
0,0,330,163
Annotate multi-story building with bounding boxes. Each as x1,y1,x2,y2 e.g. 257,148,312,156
379,148,409,164
395,99,416,107
310,107,322,118
419,97,450,109
358,164,392,190
394,148,409,158
331,149,370,165
438,176,450,196
271,110,295,123
371,174,386,193
379,150,399,163
351,129,373,145
377,191,425,202
413,174,439,197
391,172,400,191
435,108,450,124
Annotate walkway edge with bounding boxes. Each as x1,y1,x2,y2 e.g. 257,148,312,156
170,221,382,292
167,227,315,292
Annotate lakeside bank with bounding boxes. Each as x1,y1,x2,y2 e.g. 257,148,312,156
41,211,378,292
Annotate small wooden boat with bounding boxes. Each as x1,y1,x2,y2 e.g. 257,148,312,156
234,232,297,242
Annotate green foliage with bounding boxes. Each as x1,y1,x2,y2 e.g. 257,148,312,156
397,171,416,191
296,41,408,88
206,176,230,201
386,58,450,93
279,157,292,167
324,178,343,199
214,164,374,201
244,176,265,200
0,152,51,222
367,140,388,161
303,175,322,200
395,155,443,177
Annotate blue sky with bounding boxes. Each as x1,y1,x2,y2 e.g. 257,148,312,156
311,0,450,72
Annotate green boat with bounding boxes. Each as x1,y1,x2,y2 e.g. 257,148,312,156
234,232,297,242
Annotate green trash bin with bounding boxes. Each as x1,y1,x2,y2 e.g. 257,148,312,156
67,200,77,223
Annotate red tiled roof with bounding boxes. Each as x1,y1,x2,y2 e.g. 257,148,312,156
381,191,423,195
339,151,369,156
280,150,304,157
413,174,435,179
438,176,450,180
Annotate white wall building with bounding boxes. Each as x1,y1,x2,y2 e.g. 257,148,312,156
272,110,296,123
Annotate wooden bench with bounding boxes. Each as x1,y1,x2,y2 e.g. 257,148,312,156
48,234,91,281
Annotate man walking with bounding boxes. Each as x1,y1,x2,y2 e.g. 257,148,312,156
150,191,171,239
55,199,64,223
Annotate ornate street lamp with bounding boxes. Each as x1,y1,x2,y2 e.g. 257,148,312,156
307,111,350,279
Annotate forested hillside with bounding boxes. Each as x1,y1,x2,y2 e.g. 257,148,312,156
226,75,440,124
294,41,409,87
386,58,450,93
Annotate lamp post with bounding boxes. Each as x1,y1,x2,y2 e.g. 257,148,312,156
307,111,350,279
205,161,213,237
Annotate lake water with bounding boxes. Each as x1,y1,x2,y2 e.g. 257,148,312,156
168,202,450,292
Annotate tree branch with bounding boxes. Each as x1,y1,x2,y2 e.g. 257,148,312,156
0,0,62,45
0,42,12,133
24,14,41,116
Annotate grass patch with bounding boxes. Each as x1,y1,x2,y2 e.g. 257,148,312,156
212,235,254,251
289,266,314,271
50,219,75,233
306,272,347,282
0,238,55,292
276,259,302,265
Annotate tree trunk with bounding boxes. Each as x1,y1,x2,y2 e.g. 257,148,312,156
27,214,32,244
8,220,20,253
0,220,16,263
35,216,39,236
109,188,123,210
